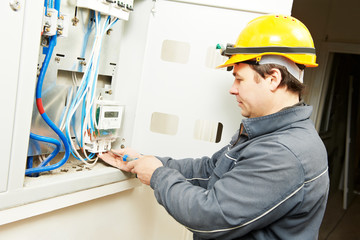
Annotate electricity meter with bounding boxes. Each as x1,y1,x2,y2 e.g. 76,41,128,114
83,100,124,153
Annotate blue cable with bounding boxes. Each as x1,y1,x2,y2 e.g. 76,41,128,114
27,156,34,169
26,112,70,175
44,0,48,15
54,0,59,16
26,132,61,177
70,149,81,160
29,132,61,167
26,1,70,175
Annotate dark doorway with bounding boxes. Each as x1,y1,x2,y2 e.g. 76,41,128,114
320,53,360,208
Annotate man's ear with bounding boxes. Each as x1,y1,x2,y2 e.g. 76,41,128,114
268,68,282,91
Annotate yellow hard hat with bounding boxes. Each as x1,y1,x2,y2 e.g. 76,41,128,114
217,14,318,69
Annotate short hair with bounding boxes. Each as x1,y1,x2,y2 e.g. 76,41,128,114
248,63,306,99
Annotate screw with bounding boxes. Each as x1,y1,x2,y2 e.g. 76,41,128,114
120,144,125,149
55,57,60,63
72,17,79,26
41,38,48,46
80,60,86,66
47,12,52,17
57,30,63,35
45,27,50,32
106,29,112,35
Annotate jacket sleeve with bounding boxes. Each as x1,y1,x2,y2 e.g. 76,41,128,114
156,145,228,183
150,141,305,239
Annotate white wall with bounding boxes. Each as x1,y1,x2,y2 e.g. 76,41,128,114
0,185,191,240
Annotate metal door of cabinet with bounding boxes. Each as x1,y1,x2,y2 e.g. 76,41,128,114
0,0,26,193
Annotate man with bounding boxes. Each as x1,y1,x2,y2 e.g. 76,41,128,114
100,14,329,239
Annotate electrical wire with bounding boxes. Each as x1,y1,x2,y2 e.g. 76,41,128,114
63,12,118,166
29,132,61,167
26,132,62,176
26,0,70,175
26,34,70,175
78,10,95,72
27,6,119,174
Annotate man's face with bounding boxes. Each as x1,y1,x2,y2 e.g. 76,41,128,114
229,63,271,118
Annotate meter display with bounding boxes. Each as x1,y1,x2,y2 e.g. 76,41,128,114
104,111,119,118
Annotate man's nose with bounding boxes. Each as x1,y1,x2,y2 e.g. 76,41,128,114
229,81,238,95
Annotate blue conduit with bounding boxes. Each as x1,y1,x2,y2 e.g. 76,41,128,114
26,0,70,175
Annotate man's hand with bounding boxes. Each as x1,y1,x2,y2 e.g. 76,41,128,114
126,155,163,185
98,148,140,172
98,148,163,185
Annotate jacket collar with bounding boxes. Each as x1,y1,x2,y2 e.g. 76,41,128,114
241,104,313,139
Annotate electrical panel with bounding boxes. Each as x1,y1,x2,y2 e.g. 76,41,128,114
27,0,134,175
0,0,294,224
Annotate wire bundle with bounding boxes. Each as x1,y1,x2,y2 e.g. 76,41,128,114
64,12,118,166
26,5,119,176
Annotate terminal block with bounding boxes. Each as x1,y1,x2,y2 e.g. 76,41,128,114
76,0,134,20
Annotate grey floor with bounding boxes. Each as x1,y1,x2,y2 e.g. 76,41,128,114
319,191,360,240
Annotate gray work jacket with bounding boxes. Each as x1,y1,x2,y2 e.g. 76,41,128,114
150,105,329,240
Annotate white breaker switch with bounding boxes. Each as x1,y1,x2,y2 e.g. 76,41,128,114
76,0,132,20
83,101,124,153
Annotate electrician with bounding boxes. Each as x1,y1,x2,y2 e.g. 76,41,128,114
100,14,329,239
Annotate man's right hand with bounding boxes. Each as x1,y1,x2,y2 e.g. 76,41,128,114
98,148,141,172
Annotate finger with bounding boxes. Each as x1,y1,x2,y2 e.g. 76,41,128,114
99,152,131,171
98,152,118,165
110,148,126,155
126,160,137,170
